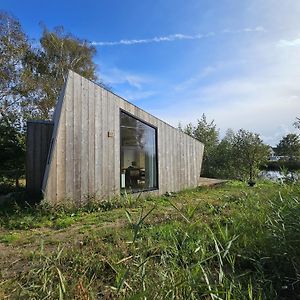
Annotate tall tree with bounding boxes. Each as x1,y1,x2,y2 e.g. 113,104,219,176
0,11,30,117
276,133,300,159
24,26,98,119
0,12,30,186
0,12,101,188
183,114,219,177
213,129,236,179
232,129,269,183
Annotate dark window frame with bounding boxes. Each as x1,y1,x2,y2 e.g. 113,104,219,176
119,109,159,193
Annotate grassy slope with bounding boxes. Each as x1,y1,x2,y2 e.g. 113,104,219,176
0,181,299,299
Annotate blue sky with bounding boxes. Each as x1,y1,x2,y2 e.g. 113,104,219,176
2,0,300,145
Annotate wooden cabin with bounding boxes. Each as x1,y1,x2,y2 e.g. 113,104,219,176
26,70,204,205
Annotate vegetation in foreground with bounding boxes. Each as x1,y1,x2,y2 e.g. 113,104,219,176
0,180,299,299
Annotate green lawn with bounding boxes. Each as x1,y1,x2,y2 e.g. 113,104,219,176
0,181,299,299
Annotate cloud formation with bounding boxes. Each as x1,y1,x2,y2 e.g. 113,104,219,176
100,67,151,89
91,27,265,46
277,38,300,47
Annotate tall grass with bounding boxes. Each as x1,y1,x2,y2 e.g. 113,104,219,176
1,181,300,299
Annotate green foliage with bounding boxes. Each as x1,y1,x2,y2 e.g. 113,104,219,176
182,114,219,177
0,12,29,185
2,182,300,299
0,11,31,112
0,12,100,187
23,26,98,119
231,129,269,181
263,160,300,171
276,133,300,159
211,129,237,179
181,116,269,181
0,113,25,187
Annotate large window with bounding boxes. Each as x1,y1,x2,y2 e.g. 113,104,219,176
120,111,158,192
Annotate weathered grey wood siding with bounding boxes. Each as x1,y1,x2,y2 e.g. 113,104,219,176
43,71,204,204
26,121,53,197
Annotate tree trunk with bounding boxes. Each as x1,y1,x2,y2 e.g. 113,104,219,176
15,176,19,189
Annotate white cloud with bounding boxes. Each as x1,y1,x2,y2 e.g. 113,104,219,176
222,26,266,34
277,38,300,47
174,66,217,92
91,27,265,46
155,73,300,146
96,1,300,146
120,89,157,101
100,67,151,89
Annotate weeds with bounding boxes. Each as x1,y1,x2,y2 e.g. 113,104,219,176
0,181,300,299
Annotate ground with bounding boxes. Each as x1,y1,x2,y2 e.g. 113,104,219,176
0,180,299,299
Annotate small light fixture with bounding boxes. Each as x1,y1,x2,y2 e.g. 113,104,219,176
108,131,114,137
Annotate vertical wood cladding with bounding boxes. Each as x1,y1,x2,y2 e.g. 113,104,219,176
43,71,204,204
26,121,53,197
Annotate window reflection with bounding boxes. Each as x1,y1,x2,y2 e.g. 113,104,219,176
120,111,157,192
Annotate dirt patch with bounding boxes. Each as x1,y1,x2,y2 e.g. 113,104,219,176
0,219,128,280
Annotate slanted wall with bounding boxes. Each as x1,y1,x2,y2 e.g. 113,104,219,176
43,71,204,204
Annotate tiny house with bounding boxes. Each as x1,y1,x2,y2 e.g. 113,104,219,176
26,71,204,205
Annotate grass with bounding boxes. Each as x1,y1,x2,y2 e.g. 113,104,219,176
0,180,299,299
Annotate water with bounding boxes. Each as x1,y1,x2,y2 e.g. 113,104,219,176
259,170,299,182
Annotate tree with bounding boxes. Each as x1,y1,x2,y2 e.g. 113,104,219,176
182,114,219,177
294,117,300,130
0,12,101,189
0,12,31,187
212,129,236,179
0,113,25,187
276,133,300,159
232,129,269,183
0,11,30,117
23,26,98,119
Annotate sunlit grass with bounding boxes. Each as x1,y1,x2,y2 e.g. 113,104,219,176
0,180,299,299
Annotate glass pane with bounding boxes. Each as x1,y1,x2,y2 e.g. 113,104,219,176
120,111,157,192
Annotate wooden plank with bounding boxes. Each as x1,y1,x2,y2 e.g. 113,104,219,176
191,141,195,185
32,123,41,193
40,123,53,188
80,76,89,203
94,84,102,198
88,79,95,196
165,126,170,192
46,147,57,204
172,128,177,191
56,93,66,203
65,72,74,199
107,92,114,197
101,88,109,198
26,123,34,193
113,95,120,194
73,73,82,204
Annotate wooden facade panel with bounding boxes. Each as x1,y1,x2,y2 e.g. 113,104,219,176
107,91,114,196
65,71,74,198
43,70,204,204
88,79,95,196
101,89,109,197
26,123,35,193
114,94,120,195
94,84,102,197
56,90,66,202
73,72,82,203
80,75,89,201
26,121,53,197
